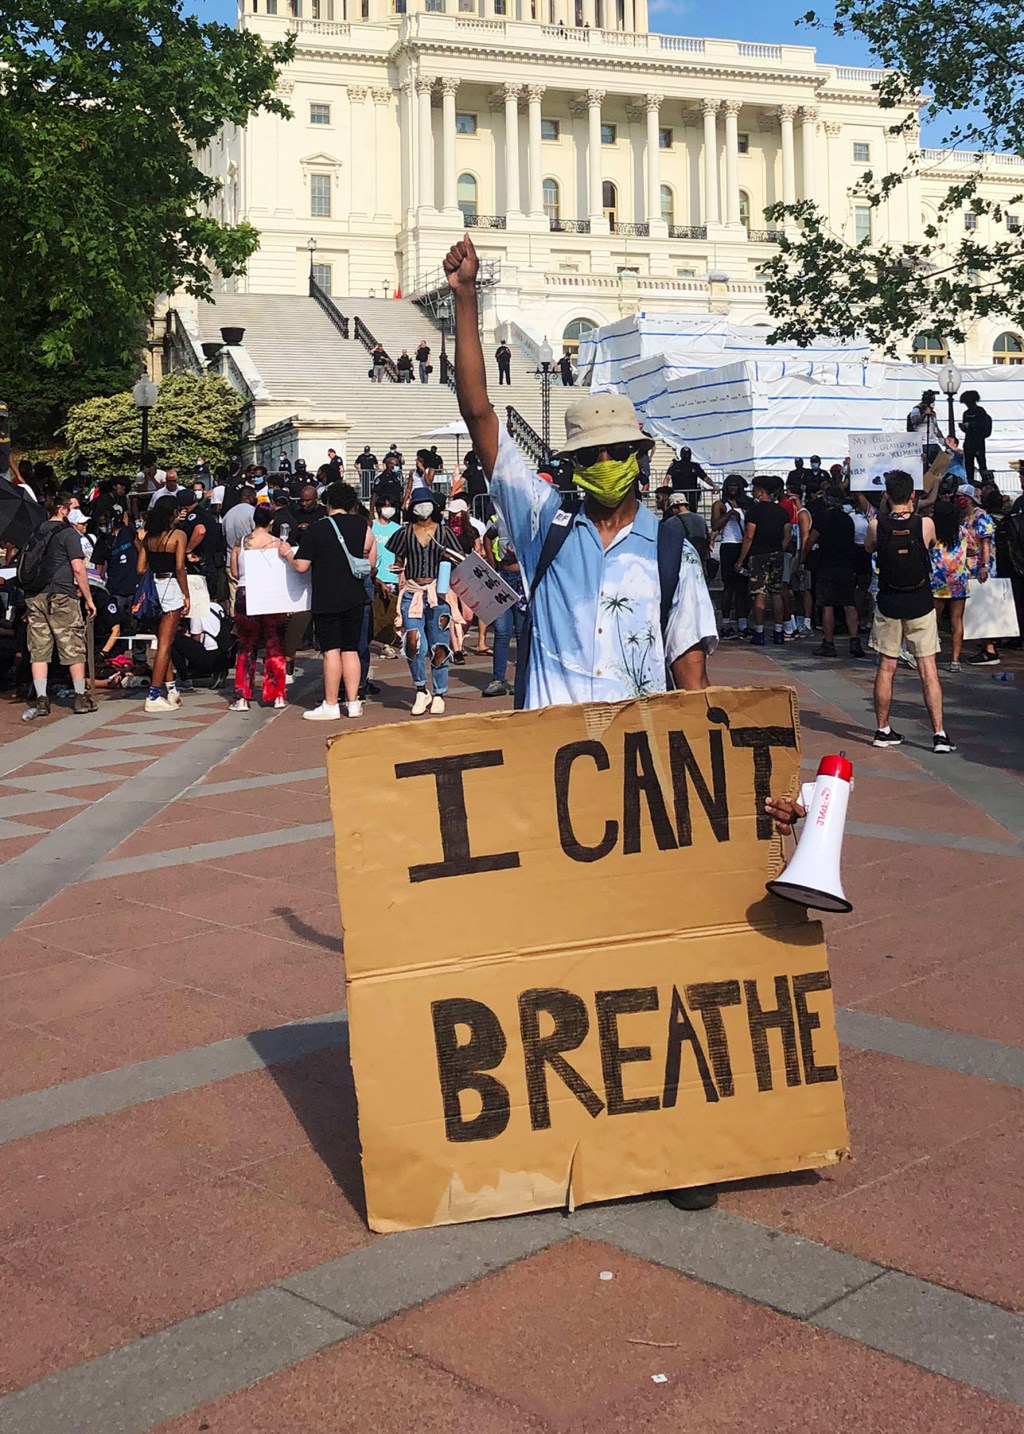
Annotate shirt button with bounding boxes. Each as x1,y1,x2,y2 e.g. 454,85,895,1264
595,669,601,676
597,627,603,634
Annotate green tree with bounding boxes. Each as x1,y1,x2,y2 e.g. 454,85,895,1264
0,0,293,442
64,370,245,479
760,0,1024,351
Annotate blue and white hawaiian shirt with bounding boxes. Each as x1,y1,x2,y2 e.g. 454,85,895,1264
490,429,718,710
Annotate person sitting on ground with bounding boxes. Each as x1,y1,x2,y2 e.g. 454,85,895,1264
806,485,866,659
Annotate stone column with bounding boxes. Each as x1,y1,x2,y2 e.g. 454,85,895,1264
371,87,392,219
587,88,606,228
416,76,435,212
582,0,596,27
779,103,796,207
526,83,545,219
701,97,719,227
723,99,742,228
349,86,369,215
440,77,460,214
800,105,817,202
645,94,662,227
502,82,522,215
634,0,647,29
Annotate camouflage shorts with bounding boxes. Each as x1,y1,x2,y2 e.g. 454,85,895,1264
26,592,87,666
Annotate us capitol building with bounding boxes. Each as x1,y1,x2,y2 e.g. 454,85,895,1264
199,0,1024,366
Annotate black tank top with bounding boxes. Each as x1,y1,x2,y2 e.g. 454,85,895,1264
147,540,177,577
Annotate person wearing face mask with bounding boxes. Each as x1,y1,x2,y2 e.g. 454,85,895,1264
371,498,402,658
385,487,462,715
444,234,717,712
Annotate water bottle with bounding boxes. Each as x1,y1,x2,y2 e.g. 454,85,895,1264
992,671,1015,683
278,522,290,542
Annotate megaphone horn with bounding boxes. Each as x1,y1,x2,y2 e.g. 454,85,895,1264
766,754,854,914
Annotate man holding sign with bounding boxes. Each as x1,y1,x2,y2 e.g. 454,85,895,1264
444,235,717,709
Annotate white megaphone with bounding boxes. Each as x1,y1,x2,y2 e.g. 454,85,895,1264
766,754,853,914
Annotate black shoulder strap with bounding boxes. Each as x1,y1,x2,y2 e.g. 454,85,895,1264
657,516,686,630
528,508,573,600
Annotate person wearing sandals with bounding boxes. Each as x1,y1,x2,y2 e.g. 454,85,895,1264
137,502,190,714
386,487,461,715
281,481,376,721
228,506,288,712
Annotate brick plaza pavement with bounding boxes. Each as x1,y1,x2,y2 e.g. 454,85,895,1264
0,641,1022,1433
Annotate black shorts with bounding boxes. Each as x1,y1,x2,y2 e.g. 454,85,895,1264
816,567,857,609
313,607,363,653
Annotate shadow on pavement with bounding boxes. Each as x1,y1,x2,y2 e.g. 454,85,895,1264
248,1020,368,1225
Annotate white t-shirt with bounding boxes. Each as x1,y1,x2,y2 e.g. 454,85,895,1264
189,603,223,651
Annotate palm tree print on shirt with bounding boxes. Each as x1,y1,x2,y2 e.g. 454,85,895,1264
602,594,659,697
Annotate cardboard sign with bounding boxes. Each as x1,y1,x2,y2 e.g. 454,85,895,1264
848,431,923,491
243,547,311,616
186,575,211,620
327,687,850,1233
449,555,522,625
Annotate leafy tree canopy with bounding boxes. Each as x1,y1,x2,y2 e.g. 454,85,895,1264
0,0,293,441
64,370,245,479
761,0,1024,351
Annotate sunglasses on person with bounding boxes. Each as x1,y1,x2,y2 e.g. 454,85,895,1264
571,441,640,466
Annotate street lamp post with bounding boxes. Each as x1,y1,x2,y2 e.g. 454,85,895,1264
132,375,158,470
535,338,554,458
307,237,318,286
938,361,962,437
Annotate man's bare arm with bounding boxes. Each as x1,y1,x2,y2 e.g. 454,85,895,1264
444,235,499,476
670,644,709,692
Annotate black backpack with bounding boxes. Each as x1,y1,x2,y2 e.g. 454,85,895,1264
876,513,930,593
16,523,61,595
996,508,1024,578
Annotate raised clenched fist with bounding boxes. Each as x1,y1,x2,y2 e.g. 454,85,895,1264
443,234,479,291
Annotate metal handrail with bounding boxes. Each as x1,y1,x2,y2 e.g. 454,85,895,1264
747,228,784,243
354,315,399,381
506,405,548,464
611,222,650,237
440,352,456,391
409,257,500,299
668,224,708,240
309,275,350,339
463,214,507,229
550,218,592,234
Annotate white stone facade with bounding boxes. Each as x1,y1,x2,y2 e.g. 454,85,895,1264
201,0,1024,365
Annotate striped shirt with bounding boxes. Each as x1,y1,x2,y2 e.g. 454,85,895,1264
386,523,460,582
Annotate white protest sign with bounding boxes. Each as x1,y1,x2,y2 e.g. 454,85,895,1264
186,575,210,620
243,547,311,616
449,555,522,625
848,432,923,492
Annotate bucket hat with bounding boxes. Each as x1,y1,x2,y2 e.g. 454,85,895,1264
558,394,654,457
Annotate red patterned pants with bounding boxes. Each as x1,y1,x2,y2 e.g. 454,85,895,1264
234,591,287,702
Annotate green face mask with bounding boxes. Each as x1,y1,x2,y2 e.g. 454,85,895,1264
573,453,640,508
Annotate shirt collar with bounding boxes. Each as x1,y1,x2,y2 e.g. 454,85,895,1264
572,499,658,544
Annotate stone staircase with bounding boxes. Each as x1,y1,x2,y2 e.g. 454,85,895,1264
197,293,581,468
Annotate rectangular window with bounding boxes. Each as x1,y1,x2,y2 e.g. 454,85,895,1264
361,0,368,14
311,263,333,293
1008,214,1021,233
265,0,278,12
425,0,445,10
659,127,673,150
493,0,506,12
541,118,560,141
854,204,871,243
737,132,749,154
455,112,477,135
310,173,332,218
309,103,331,126
617,265,640,276
558,262,580,272
853,141,870,163
459,0,474,9
601,122,617,145
676,268,696,277
288,0,301,13
964,211,978,231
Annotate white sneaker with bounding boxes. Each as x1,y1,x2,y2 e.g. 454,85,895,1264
285,673,295,686
166,689,182,708
345,699,363,718
273,696,287,709
303,702,342,721
430,695,446,715
411,690,431,716
144,695,175,713
229,698,249,712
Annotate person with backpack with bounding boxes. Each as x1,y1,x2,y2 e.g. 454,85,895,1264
19,492,98,719
959,390,992,484
100,510,142,617
865,469,955,753
280,480,376,721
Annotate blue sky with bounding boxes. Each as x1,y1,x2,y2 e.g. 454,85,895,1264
189,0,957,144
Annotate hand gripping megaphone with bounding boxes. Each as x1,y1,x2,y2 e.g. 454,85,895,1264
766,754,854,914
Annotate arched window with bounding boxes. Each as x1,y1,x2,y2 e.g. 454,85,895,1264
542,177,560,224
660,184,674,227
602,180,618,226
457,173,478,221
911,331,947,365
993,331,1024,365
739,189,751,229
562,316,597,357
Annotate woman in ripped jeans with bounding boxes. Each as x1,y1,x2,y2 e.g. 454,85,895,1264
386,486,462,716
